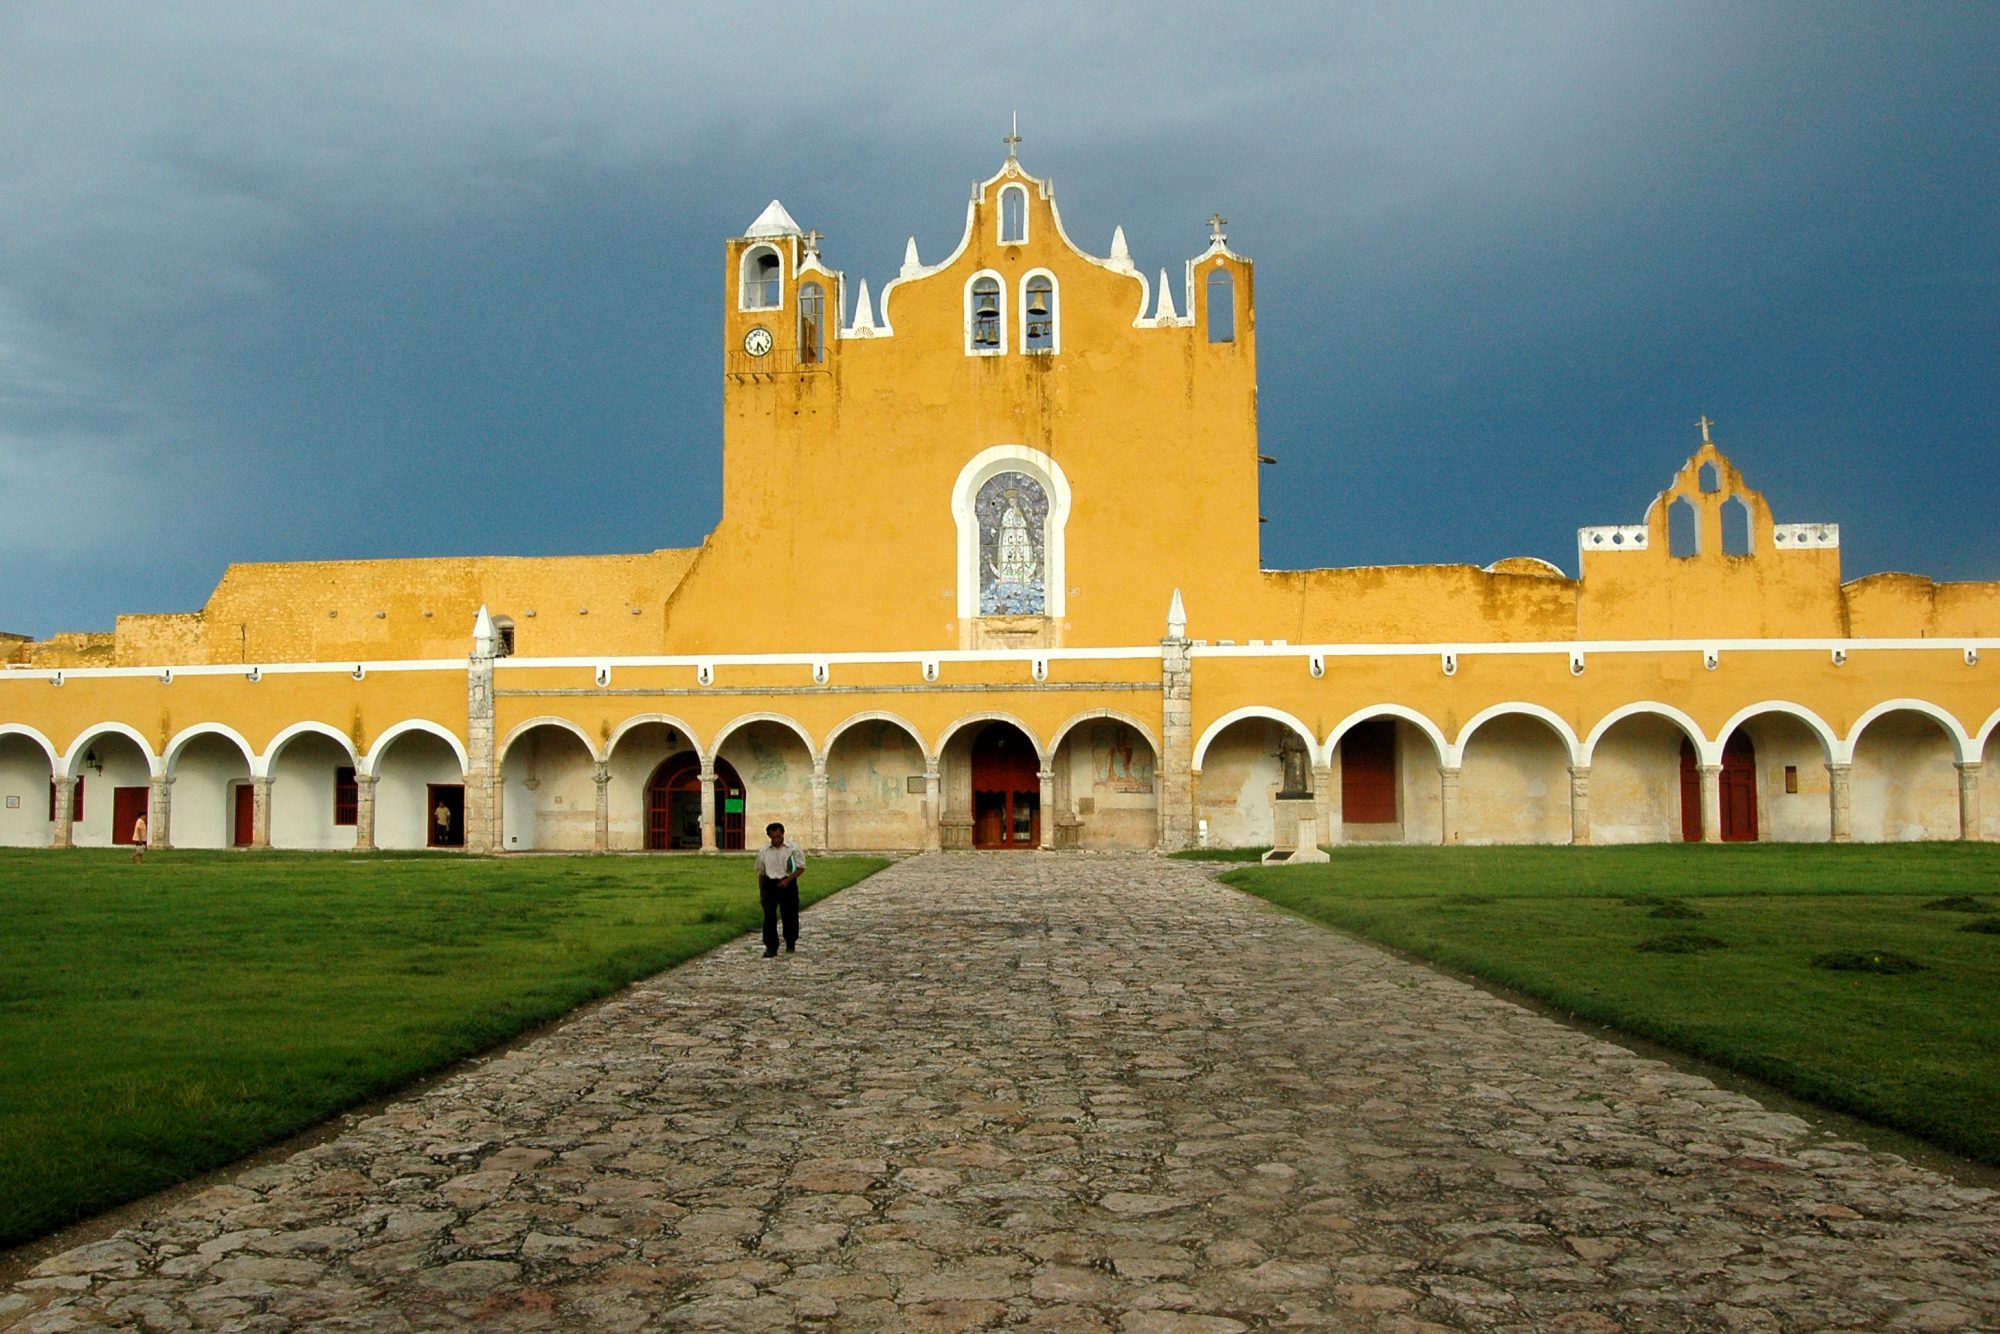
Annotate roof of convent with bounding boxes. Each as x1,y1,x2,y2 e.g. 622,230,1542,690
6,140,1996,669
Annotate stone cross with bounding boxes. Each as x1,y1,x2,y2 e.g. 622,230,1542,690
802,229,822,257
1004,112,1021,161
1698,414,1714,443
1207,213,1229,243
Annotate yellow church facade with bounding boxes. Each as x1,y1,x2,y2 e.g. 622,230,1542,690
3,148,1995,856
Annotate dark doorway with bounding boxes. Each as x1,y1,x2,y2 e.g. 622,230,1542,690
971,723,1039,849
113,786,149,846
1679,739,1702,842
1340,720,1398,825
427,784,465,848
645,754,745,850
232,783,255,847
1719,732,1758,842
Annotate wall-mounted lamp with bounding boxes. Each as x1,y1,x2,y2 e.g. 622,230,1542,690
84,748,103,774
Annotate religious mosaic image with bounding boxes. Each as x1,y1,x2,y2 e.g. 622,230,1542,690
976,471,1048,615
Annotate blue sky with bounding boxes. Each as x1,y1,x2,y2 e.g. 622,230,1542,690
2,1,1994,638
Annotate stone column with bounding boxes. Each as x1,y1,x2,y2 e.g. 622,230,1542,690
50,774,73,849
250,776,273,849
810,759,830,853
1957,761,1983,841
1037,768,1056,850
923,761,942,852
464,656,497,855
1313,762,1339,847
593,761,611,853
354,774,378,851
149,775,173,849
1159,635,1195,851
1827,762,1852,844
1698,764,1722,844
1568,765,1591,846
1438,765,1461,845
698,766,718,853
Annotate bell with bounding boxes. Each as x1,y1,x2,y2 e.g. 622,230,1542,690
976,291,999,318
1027,290,1049,318
975,324,997,347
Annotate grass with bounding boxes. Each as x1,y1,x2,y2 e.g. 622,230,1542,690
1221,843,2000,1166
0,849,888,1250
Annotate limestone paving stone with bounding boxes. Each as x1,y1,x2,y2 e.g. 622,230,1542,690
5,852,1999,1331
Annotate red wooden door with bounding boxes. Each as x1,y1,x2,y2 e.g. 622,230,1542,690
713,758,745,851
113,787,149,845
971,725,1039,849
1678,740,1703,842
1719,733,1758,842
1340,720,1398,824
232,784,255,847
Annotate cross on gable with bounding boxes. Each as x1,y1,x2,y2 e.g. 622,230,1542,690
1207,213,1229,243
1004,111,1021,161
802,229,823,257
1697,414,1714,443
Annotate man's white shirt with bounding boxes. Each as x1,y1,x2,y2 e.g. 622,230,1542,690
755,841,805,879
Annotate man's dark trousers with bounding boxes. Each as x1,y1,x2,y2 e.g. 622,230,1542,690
759,873,799,953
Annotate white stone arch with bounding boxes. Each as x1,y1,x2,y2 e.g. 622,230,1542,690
1980,707,2000,755
261,721,360,772
952,444,1073,621
164,722,259,777
1453,703,1583,767
1846,699,1975,763
605,712,702,761
1582,702,1711,766
1324,704,1450,770
1192,706,1314,773
935,711,1049,768
1715,701,1838,764
710,712,819,766
739,242,784,312
61,722,160,779
1049,708,1161,762
997,181,1030,244
363,720,470,778
1018,267,1061,354
824,711,929,763
0,723,60,771
500,716,604,765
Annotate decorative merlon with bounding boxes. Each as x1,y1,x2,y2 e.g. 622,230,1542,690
1153,268,1179,322
1167,589,1187,639
1773,523,1840,550
1108,226,1135,273
848,280,879,336
900,237,923,279
472,604,495,657
1577,524,1649,556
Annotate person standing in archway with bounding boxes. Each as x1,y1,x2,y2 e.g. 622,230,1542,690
754,821,805,957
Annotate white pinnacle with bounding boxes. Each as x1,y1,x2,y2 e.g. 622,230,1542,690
901,237,923,279
1109,226,1133,270
850,280,877,334
1167,589,1187,639
472,604,495,656
744,199,803,238
1154,268,1179,321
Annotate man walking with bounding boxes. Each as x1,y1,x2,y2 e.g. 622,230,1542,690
754,821,805,957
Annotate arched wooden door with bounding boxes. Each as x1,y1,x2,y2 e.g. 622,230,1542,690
971,724,1039,849
646,755,746,850
1719,732,1758,842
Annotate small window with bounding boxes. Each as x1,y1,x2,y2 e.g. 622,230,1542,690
1023,274,1056,353
999,185,1027,244
492,616,516,657
1698,462,1721,493
1722,496,1753,556
334,766,358,826
1783,765,1799,794
1207,267,1235,343
741,245,781,310
798,282,824,363
1668,496,1699,558
968,275,1004,353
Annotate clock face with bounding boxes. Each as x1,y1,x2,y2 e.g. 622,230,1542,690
743,326,773,357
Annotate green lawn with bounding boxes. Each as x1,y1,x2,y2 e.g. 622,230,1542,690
1221,843,2000,1166
0,849,888,1250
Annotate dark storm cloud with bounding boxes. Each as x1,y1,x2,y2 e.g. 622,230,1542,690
0,1,1993,637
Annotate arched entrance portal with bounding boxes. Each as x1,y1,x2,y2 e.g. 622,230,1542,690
1679,735,1758,841
971,724,1039,849
646,755,746,850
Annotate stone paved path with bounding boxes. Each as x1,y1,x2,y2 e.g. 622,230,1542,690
6,853,1998,1332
